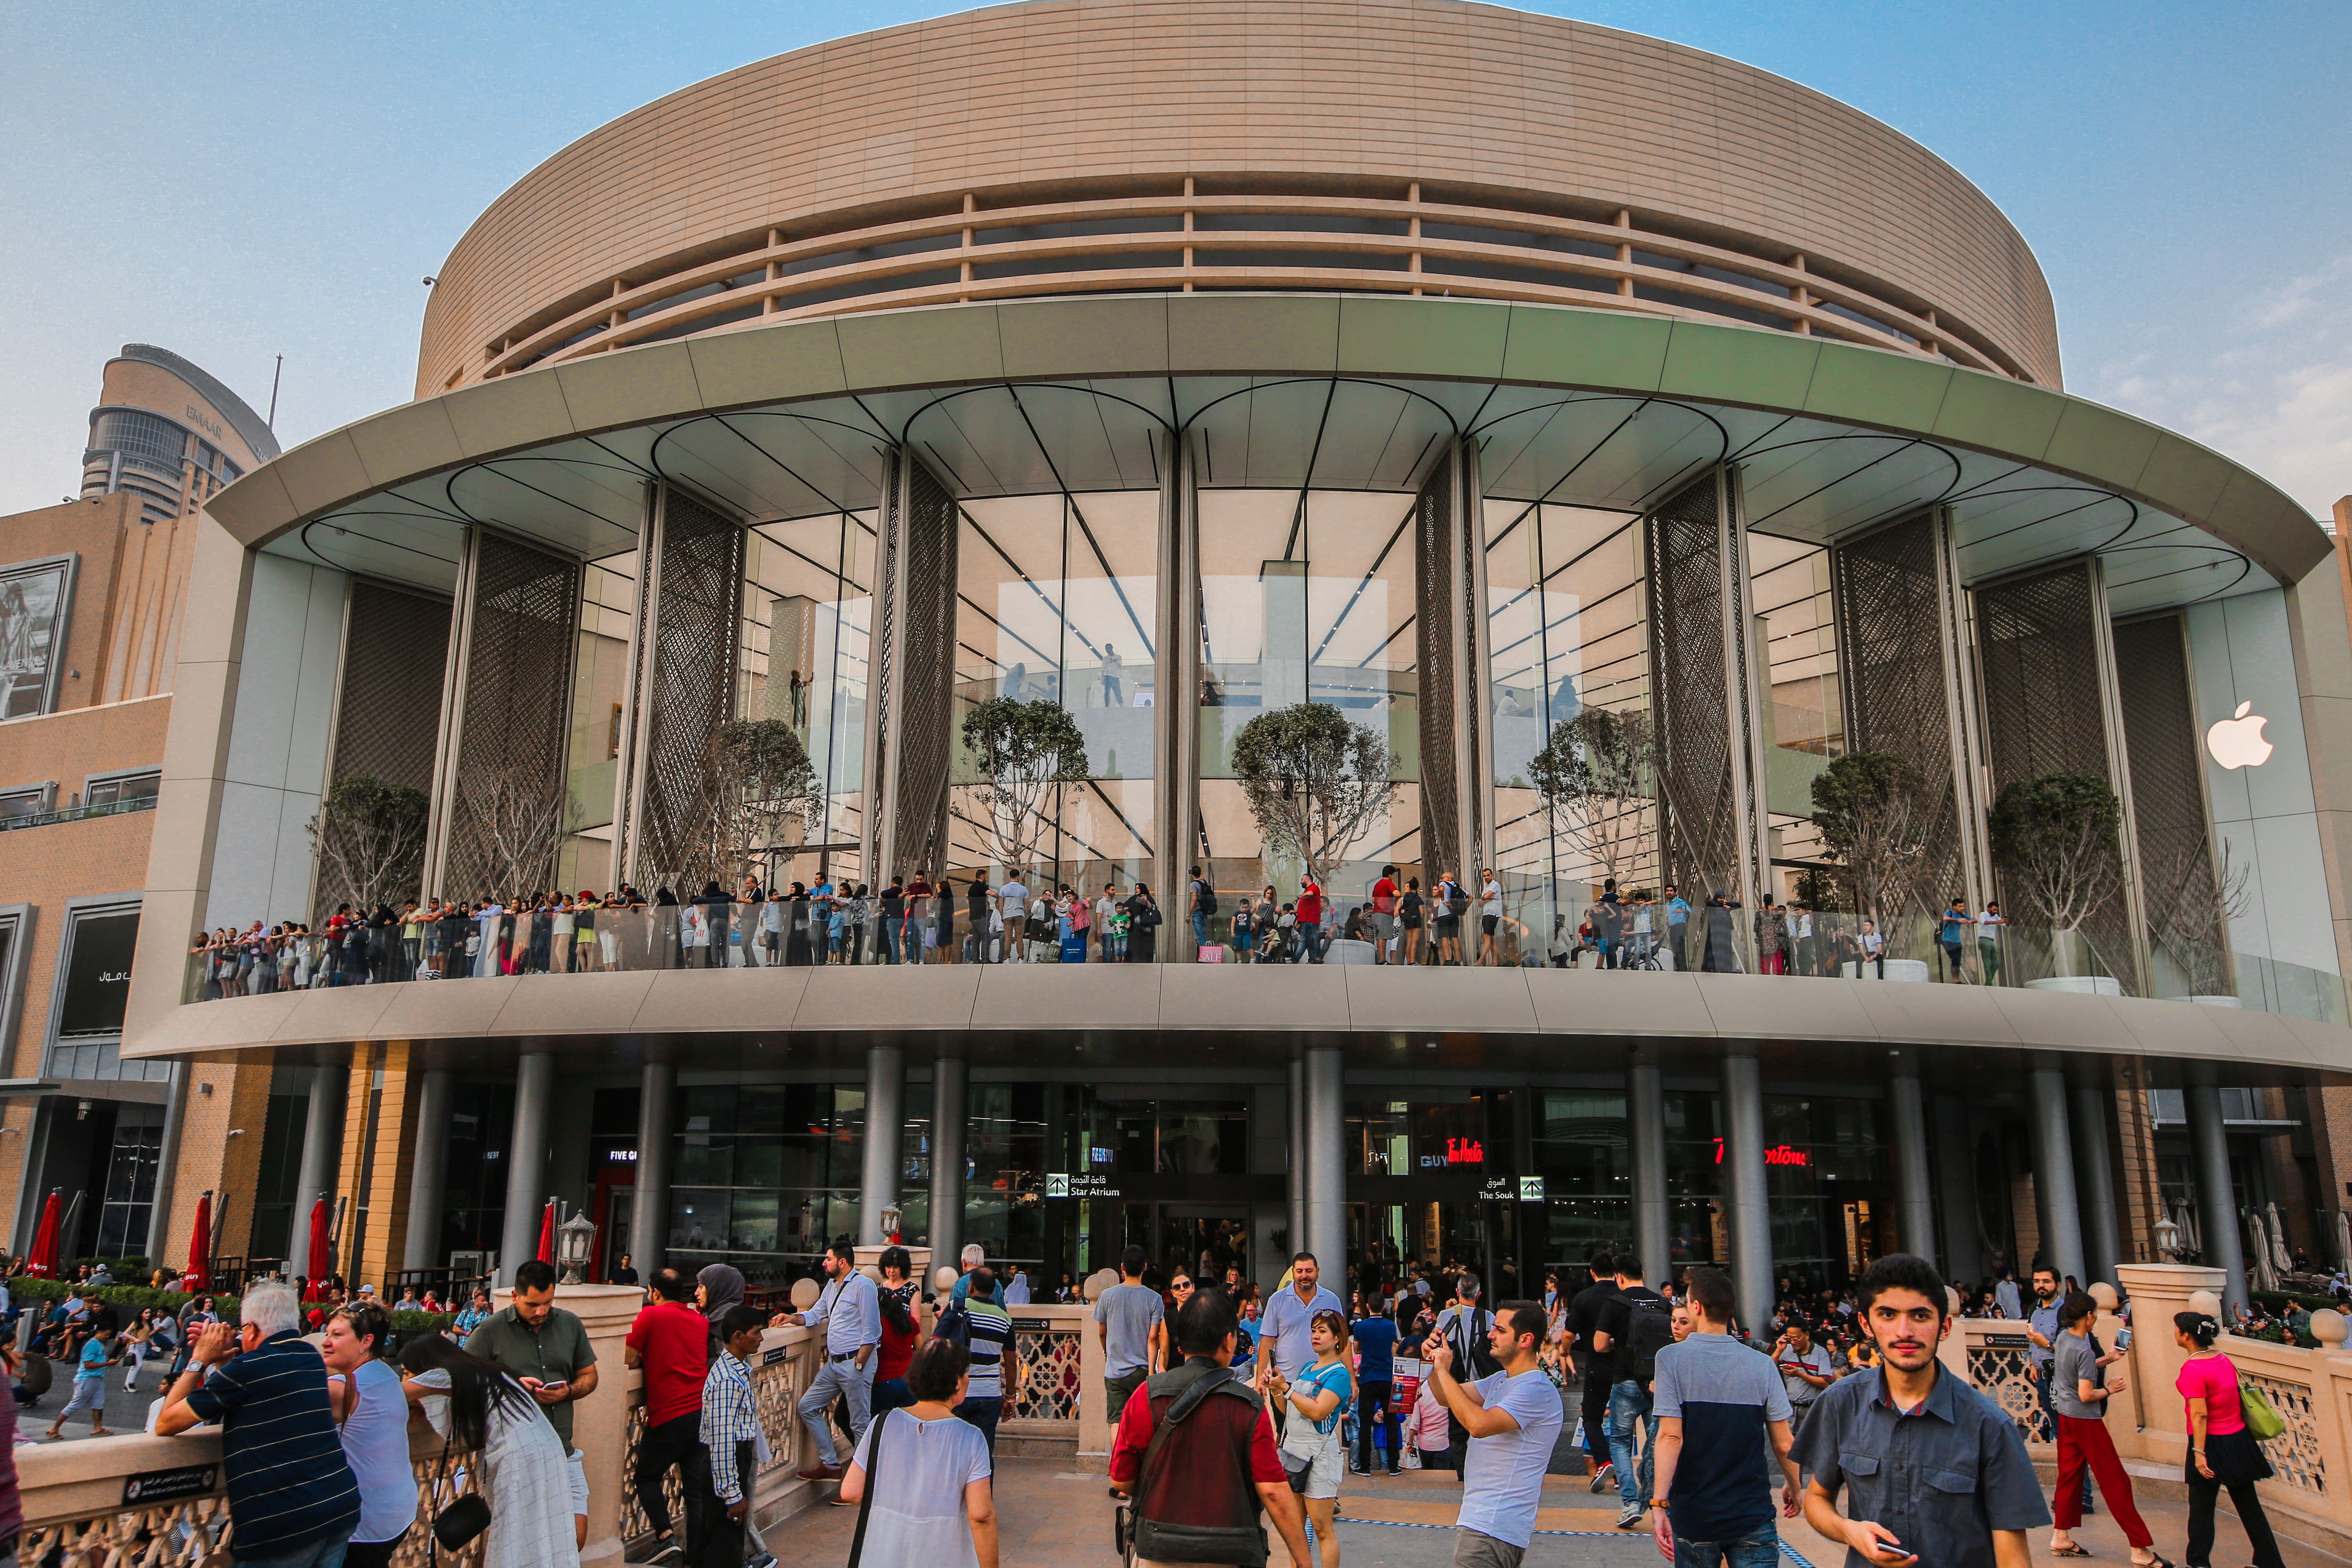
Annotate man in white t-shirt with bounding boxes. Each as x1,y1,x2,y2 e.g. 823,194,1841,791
998,871,1029,962
1478,868,1505,966
1423,1299,1565,1567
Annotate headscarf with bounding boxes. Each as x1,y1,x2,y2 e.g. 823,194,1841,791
698,1263,745,1326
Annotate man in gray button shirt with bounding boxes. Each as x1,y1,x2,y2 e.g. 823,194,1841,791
1795,1253,2046,1568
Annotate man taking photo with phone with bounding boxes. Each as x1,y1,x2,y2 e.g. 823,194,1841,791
1793,1254,2045,1568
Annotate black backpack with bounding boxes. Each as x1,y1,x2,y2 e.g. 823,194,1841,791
1196,879,1218,916
1622,1293,1676,1384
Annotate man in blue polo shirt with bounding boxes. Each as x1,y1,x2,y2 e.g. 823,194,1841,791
1650,1267,1801,1568
1254,1251,1342,1432
157,1279,359,1568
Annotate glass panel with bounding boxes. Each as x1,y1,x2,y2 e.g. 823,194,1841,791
1750,535,1843,957
557,554,636,889
748,513,876,888
1485,501,1651,963
1197,490,1419,943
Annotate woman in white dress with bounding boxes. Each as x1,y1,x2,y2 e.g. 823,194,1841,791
399,1332,579,1568
840,1338,999,1568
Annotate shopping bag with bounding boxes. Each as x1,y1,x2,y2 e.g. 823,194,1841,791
1199,945,1225,963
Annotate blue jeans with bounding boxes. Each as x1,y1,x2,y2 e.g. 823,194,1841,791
1608,1378,1653,1509
955,1394,1003,1456
1192,911,1209,951
901,919,922,964
239,1527,355,1568
884,915,904,963
1673,1520,1780,1568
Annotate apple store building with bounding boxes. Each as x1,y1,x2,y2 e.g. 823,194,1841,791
114,0,2352,1325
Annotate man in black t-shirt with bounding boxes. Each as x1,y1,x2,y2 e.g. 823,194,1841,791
1565,1254,1623,1486
1591,1252,1671,1528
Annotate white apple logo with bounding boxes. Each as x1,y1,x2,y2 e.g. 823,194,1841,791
2207,701,2273,770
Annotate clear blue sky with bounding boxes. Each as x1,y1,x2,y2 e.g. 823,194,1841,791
2,0,2345,519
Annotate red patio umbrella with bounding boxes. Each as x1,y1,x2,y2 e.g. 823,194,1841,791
535,1201,556,1264
23,1191,59,1278
182,1192,212,1292
303,1198,333,1299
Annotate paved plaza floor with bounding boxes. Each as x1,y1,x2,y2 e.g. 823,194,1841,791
773,1454,2352,1568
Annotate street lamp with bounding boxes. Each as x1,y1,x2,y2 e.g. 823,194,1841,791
2152,1213,2182,1263
880,1204,903,1245
555,1211,598,1285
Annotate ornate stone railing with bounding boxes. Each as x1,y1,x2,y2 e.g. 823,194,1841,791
1007,1305,1088,1437
618,1318,826,1544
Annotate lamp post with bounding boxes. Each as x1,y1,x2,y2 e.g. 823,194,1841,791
2152,1212,2182,1263
880,1204,903,1246
555,1210,598,1285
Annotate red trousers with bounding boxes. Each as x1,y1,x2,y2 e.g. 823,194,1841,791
2055,1412,2152,1546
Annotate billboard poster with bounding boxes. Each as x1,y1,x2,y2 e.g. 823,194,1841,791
58,909,139,1039
0,558,71,719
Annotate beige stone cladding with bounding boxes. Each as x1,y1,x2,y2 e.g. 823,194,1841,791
417,0,2061,396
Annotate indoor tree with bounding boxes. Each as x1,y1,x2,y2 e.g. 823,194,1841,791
1229,700,1397,887
1986,771,2125,978
1525,707,1656,895
307,775,429,918
1809,751,1937,954
960,696,1089,876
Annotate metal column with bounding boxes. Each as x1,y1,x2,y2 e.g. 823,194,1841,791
402,1069,454,1271
2071,1077,2122,1288
631,1059,675,1277
1628,1051,1669,1288
1155,430,1199,941
860,1047,906,1246
1304,1048,1346,1279
2026,1057,2086,1285
2186,1076,2249,1311
930,1056,968,1269
1721,1046,1773,1333
1887,1051,1936,1266
295,1063,350,1218
497,1050,556,1285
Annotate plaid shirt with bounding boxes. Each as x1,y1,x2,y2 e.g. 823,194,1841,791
699,1350,758,1504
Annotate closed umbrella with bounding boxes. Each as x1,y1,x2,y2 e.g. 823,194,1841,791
304,1198,332,1299
535,1201,556,1264
24,1192,58,1278
183,1193,212,1292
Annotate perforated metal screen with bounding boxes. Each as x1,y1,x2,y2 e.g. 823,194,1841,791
1646,473,1740,902
2114,614,2221,952
632,487,746,887
331,580,450,792
887,457,961,879
1833,512,1963,909
441,531,581,896
1414,447,1462,878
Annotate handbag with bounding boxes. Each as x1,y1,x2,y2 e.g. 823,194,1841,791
846,1408,891,1566
2241,1375,2288,1441
425,1434,491,1560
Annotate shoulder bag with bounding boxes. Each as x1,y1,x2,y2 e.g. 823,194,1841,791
427,1430,492,1560
846,1408,892,1567
2240,1375,2288,1441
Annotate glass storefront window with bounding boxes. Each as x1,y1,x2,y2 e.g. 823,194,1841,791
1749,535,1843,929
1075,1093,1248,1176
668,1082,865,1284
948,490,1158,896
1197,488,1420,928
1485,501,1652,960
560,554,636,889
747,514,875,887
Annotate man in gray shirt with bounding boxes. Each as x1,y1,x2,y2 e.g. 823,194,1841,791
2023,1265,2089,1511
1092,1246,1164,1424
1795,1254,2045,1568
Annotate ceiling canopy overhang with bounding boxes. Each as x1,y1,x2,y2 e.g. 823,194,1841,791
210,295,2326,617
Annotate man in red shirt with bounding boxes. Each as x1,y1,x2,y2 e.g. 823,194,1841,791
870,1245,921,1419
1370,865,1400,965
1111,1288,1311,1567
1295,880,1325,966
624,1268,709,1564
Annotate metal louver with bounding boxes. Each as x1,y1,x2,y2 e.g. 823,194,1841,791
623,486,747,891
330,580,451,792
1645,472,1741,906
867,451,962,882
436,529,581,897
1414,444,1464,880
2114,614,2222,955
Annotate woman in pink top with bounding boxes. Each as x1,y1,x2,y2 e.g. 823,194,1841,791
2173,1310,2284,1568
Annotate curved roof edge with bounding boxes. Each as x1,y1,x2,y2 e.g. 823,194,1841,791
125,963,2352,1079
212,296,2325,587
113,343,281,462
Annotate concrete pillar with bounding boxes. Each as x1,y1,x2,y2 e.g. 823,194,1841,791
2071,1078,2122,1289
560,1283,651,1565
144,1064,191,1265
2026,1057,2086,1285
2185,1077,2249,1311
1721,1046,1772,1334
1887,1051,1936,1266
294,1063,350,1216
1287,1058,1307,1258
1303,1047,1346,1282
497,1050,556,1285
630,1060,675,1277
1628,1052,1669,1288
930,1056,968,1268
859,1046,905,1246
402,1069,455,1271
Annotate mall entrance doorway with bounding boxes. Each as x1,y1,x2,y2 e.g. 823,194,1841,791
1348,1197,1525,1302
1098,1203,1249,1286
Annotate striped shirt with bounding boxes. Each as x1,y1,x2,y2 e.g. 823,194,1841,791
182,1330,361,1561
963,1300,1012,1399
700,1350,759,1504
